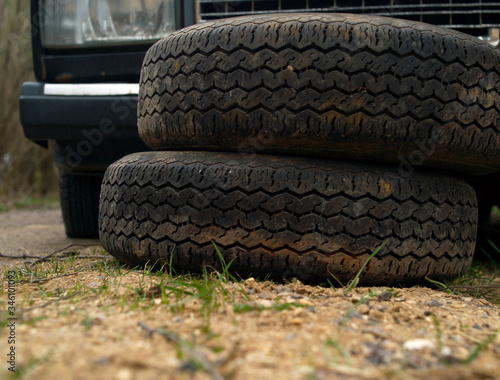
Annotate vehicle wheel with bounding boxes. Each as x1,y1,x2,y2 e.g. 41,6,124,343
468,176,499,225
99,152,477,285
59,171,102,238
138,13,500,175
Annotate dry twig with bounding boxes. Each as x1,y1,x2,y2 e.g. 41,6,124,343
20,291,83,313
29,266,96,284
29,244,97,266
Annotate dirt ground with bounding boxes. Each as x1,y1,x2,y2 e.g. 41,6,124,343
0,208,100,257
1,208,500,380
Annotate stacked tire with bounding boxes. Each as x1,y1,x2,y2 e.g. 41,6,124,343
99,13,500,285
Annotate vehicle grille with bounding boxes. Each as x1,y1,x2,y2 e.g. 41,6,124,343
199,0,500,36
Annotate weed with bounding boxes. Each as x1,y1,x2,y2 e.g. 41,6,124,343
328,241,387,294
426,258,500,305
82,315,93,331
211,240,238,284
425,277,454,294
327,274,345,289
344,241,387,294
431,314,444,353
323,338,352,366
462,330,499,364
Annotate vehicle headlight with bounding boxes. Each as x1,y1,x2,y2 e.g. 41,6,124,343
40,0,179,48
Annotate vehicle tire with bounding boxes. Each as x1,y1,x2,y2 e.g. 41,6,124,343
138,13,500,175
59,171,103,238
99,152,477,285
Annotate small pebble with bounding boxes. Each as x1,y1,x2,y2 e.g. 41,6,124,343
365,342,393,365
289,318,302,325
377,291,393,302
441,346,451,356
256,300,274,308
116,369,133,380
425,299,443,308
369,309,385,321
179,361,198,372
358,304,370,315
362,327,389,340
276,285,292,293
94,357,110,366
403,339,435,351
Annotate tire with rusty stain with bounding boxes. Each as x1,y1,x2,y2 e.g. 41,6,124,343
138,13,500,175
99,151,477,285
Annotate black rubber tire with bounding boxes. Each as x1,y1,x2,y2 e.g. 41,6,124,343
59,171,102,238
99,151,477,285
467,172,500,223
138,13,500,175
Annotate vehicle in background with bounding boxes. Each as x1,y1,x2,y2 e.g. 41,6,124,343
20,0,499,238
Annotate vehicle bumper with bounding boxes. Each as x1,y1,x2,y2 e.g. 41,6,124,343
19,82,149,172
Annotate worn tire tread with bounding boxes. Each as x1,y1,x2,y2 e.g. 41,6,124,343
99,152,477,284
138,13,500,174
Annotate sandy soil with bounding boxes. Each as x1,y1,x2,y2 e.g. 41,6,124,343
0,208,499,380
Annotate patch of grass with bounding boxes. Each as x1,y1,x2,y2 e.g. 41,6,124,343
0,195,59,212
5,353,52,380
2,240,500,379
233,302,306,313
138,322,228,379
426,253,500,305
160,268,237,333
101,245,247,332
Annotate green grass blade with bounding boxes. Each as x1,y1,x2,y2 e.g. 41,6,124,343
488,240,500,257
462,330,498,364
344,240,387,295
328,273,345,289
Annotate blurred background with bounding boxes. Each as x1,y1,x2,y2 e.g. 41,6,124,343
0,0,57,206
